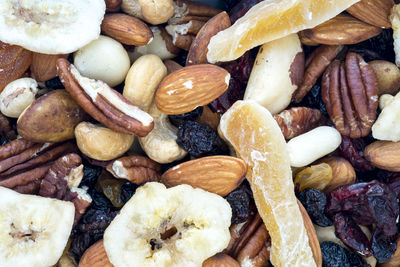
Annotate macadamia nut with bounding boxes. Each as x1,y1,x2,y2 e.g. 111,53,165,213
372,92,400,142
75,122,134,161
0,78,38,118
287,126,342,167
74,35,130,87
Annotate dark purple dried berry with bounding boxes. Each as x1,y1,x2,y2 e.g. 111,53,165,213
226,185,251,224
345,250,371,267
69,232,91,261
120,181,139,203
387,172,400,198
209,77,244,113
339,136,375,171
177,120,228,158
333,213,372,257
298,188,332,227
169,106,203,127
80,164,102,188
371,228,397,263
321,241,351,267
229,0,264,23
89,189,116,211
292,84,328,117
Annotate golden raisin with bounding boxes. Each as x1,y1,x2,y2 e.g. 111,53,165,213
294,163,333,191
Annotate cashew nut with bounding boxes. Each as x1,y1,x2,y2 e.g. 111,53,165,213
122,0,174,25
372,91,400,142
0,78,38,118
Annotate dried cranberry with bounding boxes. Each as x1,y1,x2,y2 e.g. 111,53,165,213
321,241,351,267
177,120,228,158
226,184,251,224
221,51,253,82
333,213,372,256
372,228,397,263
387,172,400,198
297,188,332,227
229,0,263,23
327,180,399,236
339,136,374,171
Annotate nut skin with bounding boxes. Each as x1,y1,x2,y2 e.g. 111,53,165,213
79,240,113,267
30,52,68,82
101,14,153,46
161,156,247,196
368,60,400,96
292,45,344,103
75,122,134,161
17,89,85,143
202,253,240,267
364,140,400,172
318,156,356,193
347,0,394,29
322,52,379,138
186,11,231,65
301,14,382,45
273,107,324,140
105,0,122,12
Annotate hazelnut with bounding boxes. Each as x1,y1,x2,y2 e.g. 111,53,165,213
0,78,38,118
73,35,130,87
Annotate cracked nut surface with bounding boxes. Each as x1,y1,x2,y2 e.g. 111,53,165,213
322,52,379,138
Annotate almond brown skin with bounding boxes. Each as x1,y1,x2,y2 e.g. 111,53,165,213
347,0,394,29
101,13,153,46
79,240,113,267
364,141,400,172
17,90,85,143
30,53,68,82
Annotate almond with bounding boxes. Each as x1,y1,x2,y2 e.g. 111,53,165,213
364,140,400,172
318,156,356,193
297,200,322,267
161,156,246,196
202,253,240,267
101,13,153,46
79,240,112,267
155,64,230,114
30,53,68,82
347,0,394,29
300,14,382,45
186,11,231,65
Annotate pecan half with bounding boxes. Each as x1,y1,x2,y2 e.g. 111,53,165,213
273,107,325,140
106,155,161,184
292,45,344,103
56,58,154,137
322,52,379,138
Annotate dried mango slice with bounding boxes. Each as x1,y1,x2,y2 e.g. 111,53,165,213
219,100,315,267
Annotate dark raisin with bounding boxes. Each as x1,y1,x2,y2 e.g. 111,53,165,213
339,136,375,171
293,84,328,117
80,163,102,188
333,213,372,256
120,182,139,203
45,76,64,89
177,120,228,158
225,185,251,224
345,250,371,267
297,188,332,227
168,106,204,127
387,172,400,198
69,232,91,260
371,228,397,263
89,188,116,211
321,241,351,267
175,51,188,67
229,0,264,23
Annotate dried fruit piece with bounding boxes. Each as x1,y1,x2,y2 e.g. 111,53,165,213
225,184,251,224
219,100,316,266
294,163,333,192
339,136,375,171
206,0,360,62
320,241,351,267
372,228,397,263
298,188,332,227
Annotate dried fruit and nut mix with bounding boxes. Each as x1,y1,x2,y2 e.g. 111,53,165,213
2,0,400,266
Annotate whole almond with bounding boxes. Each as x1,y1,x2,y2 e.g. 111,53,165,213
161,156,247,196
79,240,112,267
318,156,356,193
101,13,153,46
186,11,231,65
155,64,230,114
300,14,382,45
347,0,394,29
202,253,240,267
30,53,68,82
364,140,400,172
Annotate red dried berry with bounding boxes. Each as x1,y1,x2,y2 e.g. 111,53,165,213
339,136,374,171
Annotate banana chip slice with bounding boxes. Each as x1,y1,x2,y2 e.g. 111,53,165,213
103,182,232,267
0,0,105,54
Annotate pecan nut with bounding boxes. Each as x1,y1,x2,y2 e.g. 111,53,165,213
273,107,325,140
106,155,162,184
322,52,379,138
56,58,154,137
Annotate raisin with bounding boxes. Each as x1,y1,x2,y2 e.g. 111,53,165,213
333,213,372,256
177,120,228,158
345,250,371,267
371,228,397,263
45,76,64,89
69,232,91,260
168,106,204,127
339,136,375,171
80,163,102,188
96,171,125,208
88,188,116,211
321,241,351,267
297,188,332,227
120,182,139,203
225,184,251,224
229,0,264,23
294,84,328,117
387,172,400,198
294,163,332,192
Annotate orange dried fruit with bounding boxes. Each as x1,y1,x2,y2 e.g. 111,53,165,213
207,0,360,63
294,163,333,192
219,100,316,267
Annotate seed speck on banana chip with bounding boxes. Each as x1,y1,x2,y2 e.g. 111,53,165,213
103,182,232,267
0,186,75,267
0,0,105,54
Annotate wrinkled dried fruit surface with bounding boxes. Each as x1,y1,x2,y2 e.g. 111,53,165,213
294,163,332,192
372,228,397,263
294,84,328,117
345,249,370,267
321,241,351,267
96,171,125,208
177,120,228,158
339,136,375,171
298,188,332,227
169,106,203,126
225,184,252,224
